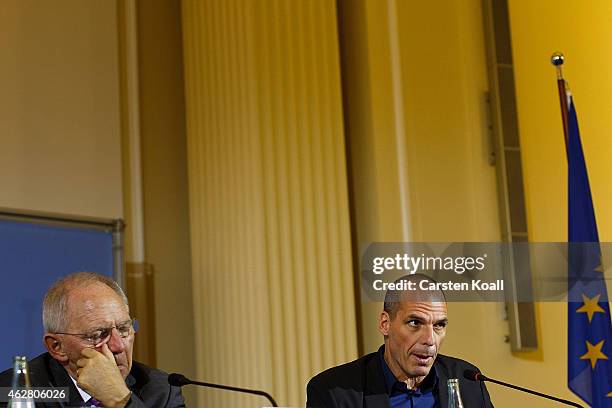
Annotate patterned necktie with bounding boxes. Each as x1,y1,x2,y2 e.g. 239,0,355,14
86,397,102,407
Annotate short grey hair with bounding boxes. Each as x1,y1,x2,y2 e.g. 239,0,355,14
42,272,129,333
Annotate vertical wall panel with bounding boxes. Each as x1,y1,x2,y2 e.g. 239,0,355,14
182,0,357,405
1,0,123,218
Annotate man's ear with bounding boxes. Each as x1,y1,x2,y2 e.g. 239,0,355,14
378,311,391,336
43,334,68,362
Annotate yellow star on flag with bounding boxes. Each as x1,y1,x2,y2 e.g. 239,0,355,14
576,294,606,322
580,340,608,369
608,391,612,397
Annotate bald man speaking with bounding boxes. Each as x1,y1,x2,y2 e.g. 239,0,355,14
307,274,494,408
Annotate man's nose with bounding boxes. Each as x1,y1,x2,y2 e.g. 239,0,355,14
107,328,126,353
419,325,436,346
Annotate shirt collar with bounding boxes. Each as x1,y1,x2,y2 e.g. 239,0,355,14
379,345,438,396
67,372,92,402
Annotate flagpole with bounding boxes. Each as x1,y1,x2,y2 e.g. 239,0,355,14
551,52,570,153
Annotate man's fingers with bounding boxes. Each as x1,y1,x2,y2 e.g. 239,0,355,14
76,358,89,368
99,343,115,360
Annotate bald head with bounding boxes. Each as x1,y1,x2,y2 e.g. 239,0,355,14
43,272,128,333
383,274,446,319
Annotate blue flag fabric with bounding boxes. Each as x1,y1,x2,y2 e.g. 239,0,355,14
566,92,612,407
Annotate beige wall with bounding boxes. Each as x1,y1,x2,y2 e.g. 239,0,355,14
0,0,123,218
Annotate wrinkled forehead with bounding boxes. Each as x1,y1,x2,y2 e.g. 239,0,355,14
396,299,448,316
65,282,129,316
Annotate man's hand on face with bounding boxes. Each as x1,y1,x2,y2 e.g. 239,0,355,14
76,344,132,408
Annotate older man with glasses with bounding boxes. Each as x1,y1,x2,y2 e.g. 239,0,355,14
0,272,185,407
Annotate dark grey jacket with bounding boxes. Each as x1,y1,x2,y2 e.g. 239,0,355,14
0,352,185,407
307,346,494,408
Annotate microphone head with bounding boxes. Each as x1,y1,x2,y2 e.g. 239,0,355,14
168,373,191,387
463,369,485,381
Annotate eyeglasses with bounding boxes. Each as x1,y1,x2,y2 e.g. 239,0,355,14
54,318,138,347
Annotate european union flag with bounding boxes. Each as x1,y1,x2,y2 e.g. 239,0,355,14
567,91,612,407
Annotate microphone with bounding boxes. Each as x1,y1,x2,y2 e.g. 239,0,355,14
463,370,584,407
168,373,278,407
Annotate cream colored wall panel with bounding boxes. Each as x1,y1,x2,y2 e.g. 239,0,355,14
0,0,123,218
396,0,499,243
183,0,357,406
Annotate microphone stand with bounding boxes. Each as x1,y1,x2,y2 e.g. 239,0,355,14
465,371,584,408
169,373,278,407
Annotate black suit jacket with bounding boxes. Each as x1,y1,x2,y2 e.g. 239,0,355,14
307,346,493,408
0,353,185,407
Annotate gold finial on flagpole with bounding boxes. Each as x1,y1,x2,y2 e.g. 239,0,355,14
551,52,565,80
